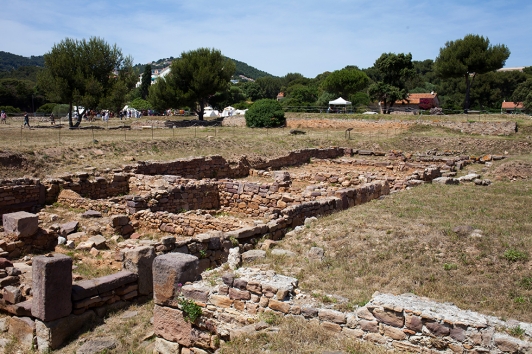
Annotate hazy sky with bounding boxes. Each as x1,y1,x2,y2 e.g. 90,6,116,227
1,0,530,77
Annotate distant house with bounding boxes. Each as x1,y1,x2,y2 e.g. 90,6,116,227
394,92,439,111
277,92,285,101
501,101,524,114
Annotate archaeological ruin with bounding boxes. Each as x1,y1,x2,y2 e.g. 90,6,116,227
0,144,530,353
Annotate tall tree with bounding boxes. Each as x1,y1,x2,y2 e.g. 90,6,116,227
321,67,369,98
38,37,133,127
140,64,152,99
167,48,235,120
434,34,510,113
368,53,416,113
512,79,532,112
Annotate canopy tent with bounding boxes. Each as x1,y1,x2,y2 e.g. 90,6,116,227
328,97,352,113
328,97,352,105
221,106,236,117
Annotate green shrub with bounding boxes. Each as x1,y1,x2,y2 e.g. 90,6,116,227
0,106,21,114
37,103,57,114
179,298,202,323
245,99,285,128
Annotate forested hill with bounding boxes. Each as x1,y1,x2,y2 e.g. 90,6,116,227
226,57,274,79
0,51,44,72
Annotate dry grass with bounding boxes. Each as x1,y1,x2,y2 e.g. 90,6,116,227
219,316,388,354
256,176,532,322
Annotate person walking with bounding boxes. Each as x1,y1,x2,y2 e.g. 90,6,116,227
23,112,31,128
49,113,55,125
0,110,6,124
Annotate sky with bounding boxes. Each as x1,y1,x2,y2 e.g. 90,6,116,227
1,0,530,78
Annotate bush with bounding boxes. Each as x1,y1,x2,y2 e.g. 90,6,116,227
37,103,57,114
0,106,21,114
245,99,285,128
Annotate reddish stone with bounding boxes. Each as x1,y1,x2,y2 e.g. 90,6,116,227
153,305,193,347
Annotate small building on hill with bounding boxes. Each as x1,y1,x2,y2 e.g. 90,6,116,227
394,92,439,111
501,101,524,114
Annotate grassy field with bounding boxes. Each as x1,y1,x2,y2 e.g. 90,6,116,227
1,113,532,353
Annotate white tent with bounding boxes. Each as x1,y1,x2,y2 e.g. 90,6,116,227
203,107,220,117
328,97,352,113
221,106,235,117
328,97,352,105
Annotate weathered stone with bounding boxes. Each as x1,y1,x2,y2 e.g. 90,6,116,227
154,337,181,354
246,280,262,294
357,306,376,321
268,299,290,313
405,313,422,332
382,324,406,340
366,332,387,344
71,270,137,301
32,253,72,322
81,210,102,218
209,295,233,308
228,288,251,301
8,316,35,349
181,285,210,303
60,221,79,236
342,327,364,338
321,321,342,333
36,310,97,351
241,250,266,262
227,247,240,270
426,321,450,336
494,333,520,353
153,253,199,306
233,278,248,290
0,258,13,269
123,246,156,295
111,215,129,227
301,306,318,318
87,235,107,250
450,327,465,342
2,211,39,237
371,307,404,327
359,320,379,333
318,309,346,324
76,336,117,354
3,285,22,304
153,305,193,347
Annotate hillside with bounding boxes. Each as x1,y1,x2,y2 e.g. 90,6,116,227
0,51,44,72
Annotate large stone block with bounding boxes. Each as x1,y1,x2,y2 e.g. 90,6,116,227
31,254,72,322
8,316,35,350
123,246,155,295
2,211,38,237
153,304,193,347
36,310,96,351
153,253,199,306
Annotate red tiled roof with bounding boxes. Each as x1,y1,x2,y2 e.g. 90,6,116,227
395,93,437,105
501,101,524,109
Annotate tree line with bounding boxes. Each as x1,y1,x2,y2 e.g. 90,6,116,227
1,34,530,125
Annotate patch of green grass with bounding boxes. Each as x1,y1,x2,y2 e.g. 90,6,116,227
504,249,528,262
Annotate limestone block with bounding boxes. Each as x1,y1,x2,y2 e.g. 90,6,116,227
2,211,38,237
8,316,35,350
35,310,96,351
267,299,290,313
371,307,404,328
154,337,181,354
31,253,72,322
318,309,346,324
123,246,155,295
153,253,199,306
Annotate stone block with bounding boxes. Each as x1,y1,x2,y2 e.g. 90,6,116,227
371,307,404,328
71,270,137,301
8,316,35,350
111,214,130,227
209,295,233,308
36,310,96,351
154,337,181,354
59,221,79,236
153,253,199,306
2,211,38,237
268,299,290,313
3,285,22,304
318,309,346,324
153,304,193,347
228,288,251,301
31,253,72,322
123,246,156,295
181,285,210,303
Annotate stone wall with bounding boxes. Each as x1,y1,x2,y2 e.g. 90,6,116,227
152,263,532,354
222,116,518,136
0,178,44,223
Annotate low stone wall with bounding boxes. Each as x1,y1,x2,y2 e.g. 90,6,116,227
0,178,44,223
151,263,532,354
222,116,518,136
